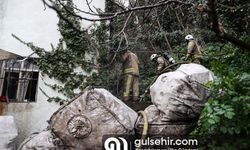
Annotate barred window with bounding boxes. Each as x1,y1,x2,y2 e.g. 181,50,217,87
0,59,39,103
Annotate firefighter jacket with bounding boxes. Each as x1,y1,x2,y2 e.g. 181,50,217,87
121,51,139,76
156,56,170,72
186,40,203,59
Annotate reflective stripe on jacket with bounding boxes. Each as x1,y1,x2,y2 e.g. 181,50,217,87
122,51,139,75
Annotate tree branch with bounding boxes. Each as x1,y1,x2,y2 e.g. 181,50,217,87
207,0,250,50
44,0,193,22
156,18,172,51
42,0,84,33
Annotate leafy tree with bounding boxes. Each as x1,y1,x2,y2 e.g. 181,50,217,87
15,0,250,148
14,0,97,102
193,39,250,149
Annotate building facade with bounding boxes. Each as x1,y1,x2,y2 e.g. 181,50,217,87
0,0,105,147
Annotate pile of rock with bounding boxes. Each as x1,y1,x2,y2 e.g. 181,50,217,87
18,63,214,150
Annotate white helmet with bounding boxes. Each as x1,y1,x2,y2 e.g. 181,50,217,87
150,54,158,61
185,34,194,41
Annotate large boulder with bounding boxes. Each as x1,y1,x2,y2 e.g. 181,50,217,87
136,63,214,135
19,88,138,150
18,130,63,150
0,116,18,150
18,88,138,150
150,63,214,121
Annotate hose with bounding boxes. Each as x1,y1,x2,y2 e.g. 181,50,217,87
159,61,189,74
138,110,148,148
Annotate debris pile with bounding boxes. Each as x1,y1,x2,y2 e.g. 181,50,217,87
19,64,214,150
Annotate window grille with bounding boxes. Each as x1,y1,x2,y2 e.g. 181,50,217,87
0,58,39,103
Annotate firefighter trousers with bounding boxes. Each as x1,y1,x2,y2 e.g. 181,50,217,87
123,74,139,101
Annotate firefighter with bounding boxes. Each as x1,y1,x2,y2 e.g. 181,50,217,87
185,35,203,64
121,50,140,101
150,52,175,73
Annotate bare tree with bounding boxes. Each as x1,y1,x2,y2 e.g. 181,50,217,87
42,0,250,54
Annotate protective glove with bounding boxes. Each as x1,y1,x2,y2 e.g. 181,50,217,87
169,57,175,64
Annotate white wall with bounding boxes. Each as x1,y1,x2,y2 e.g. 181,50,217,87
0,0,105,147
0,0,106,57
0,0,63,146
6,74,62,147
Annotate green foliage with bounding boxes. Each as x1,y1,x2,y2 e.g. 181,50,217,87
81,22,120,93
14,1,250,148
192,38,250,149
45,0,250,148
217,0,250,34
14,0,96,101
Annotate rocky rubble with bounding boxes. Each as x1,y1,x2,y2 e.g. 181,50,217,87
18,63,214,150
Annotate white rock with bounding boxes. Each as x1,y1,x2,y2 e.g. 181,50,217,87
19,88,138,150
0,116,18,150
150,63,214,121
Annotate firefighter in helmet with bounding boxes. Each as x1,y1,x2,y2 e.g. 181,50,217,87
150,52,175,73
185,34,203,64
121,50,140,101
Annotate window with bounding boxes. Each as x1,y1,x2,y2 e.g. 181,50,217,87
0,59,39,102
